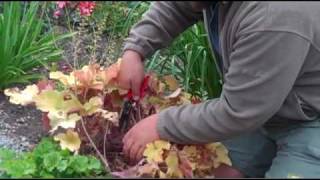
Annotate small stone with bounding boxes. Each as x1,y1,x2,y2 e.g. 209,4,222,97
16,118,26,123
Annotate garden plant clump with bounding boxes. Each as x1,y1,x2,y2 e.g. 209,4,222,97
3,59,232,178
0,138,106,178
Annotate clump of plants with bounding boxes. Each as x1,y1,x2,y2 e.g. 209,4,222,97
4,60,231,178
0,138,106,178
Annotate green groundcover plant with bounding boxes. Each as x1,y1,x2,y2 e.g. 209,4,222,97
0,137,109,178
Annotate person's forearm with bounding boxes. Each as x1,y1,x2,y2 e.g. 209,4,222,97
122,1,203,59
156,31,310,144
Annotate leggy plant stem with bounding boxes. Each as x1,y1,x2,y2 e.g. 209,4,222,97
103,122,110,161
80,117,111,172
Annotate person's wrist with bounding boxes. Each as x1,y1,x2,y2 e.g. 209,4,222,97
123,49,144,62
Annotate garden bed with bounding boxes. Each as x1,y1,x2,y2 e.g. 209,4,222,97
0,93,44,152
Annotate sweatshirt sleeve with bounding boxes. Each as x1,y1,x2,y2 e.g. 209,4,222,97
122,1,203,59
156,31,311,144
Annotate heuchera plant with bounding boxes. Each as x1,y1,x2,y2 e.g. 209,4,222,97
4,59,231,178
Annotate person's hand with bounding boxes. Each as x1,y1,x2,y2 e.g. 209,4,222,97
118,50,145,98
122,113,160,163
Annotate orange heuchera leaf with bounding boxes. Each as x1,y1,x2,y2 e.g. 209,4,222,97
36,79,55,92
73,64,104,90
54,129,81,152
100,59,121,86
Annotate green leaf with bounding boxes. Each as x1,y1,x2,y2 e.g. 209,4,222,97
0,1,74,89
87,157,103,171
2,157,36,178
69,156,89,173
43,152,62,172
0,148,16,162
39,171,55,178
56,159,69,172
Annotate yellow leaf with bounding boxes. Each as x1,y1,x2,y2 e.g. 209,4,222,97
163,75,179,91
143,140,171,163
4,85,39,106
33,90,65,112
50,71,76,87
165,151,183,178
62,95,84,113
214,145,232,168
34,90,83,114
181,146,198,170
54,129,81,152
179,92,192,104
182,146,198,158
159,171,166,178
83,96,103,115
48,112,81,132
206,143,232,168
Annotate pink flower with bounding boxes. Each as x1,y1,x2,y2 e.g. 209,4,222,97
53,10,62,18
77,1,96,16
56,1,68,9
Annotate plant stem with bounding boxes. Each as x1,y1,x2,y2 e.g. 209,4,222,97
103,122,110,161
80,117,111,172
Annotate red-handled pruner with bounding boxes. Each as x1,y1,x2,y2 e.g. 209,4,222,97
119,75,150,132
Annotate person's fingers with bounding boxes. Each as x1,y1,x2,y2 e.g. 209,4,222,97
131,78,143,98
118,63,131,90
123,127,133,143
135,146,145,163
123,137,134,159
117,76,131,90
129,142,141,163
119,50,144,93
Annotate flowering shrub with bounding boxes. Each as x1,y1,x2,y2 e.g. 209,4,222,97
53,1,96,18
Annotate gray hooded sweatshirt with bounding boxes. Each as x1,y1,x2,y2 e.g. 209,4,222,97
123,1,320,144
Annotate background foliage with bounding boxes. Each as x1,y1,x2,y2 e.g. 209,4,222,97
0,2,73,89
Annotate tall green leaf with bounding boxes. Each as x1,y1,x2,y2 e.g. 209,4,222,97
0,2,74,89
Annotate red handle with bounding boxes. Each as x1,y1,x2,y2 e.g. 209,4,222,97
126,75,150,100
